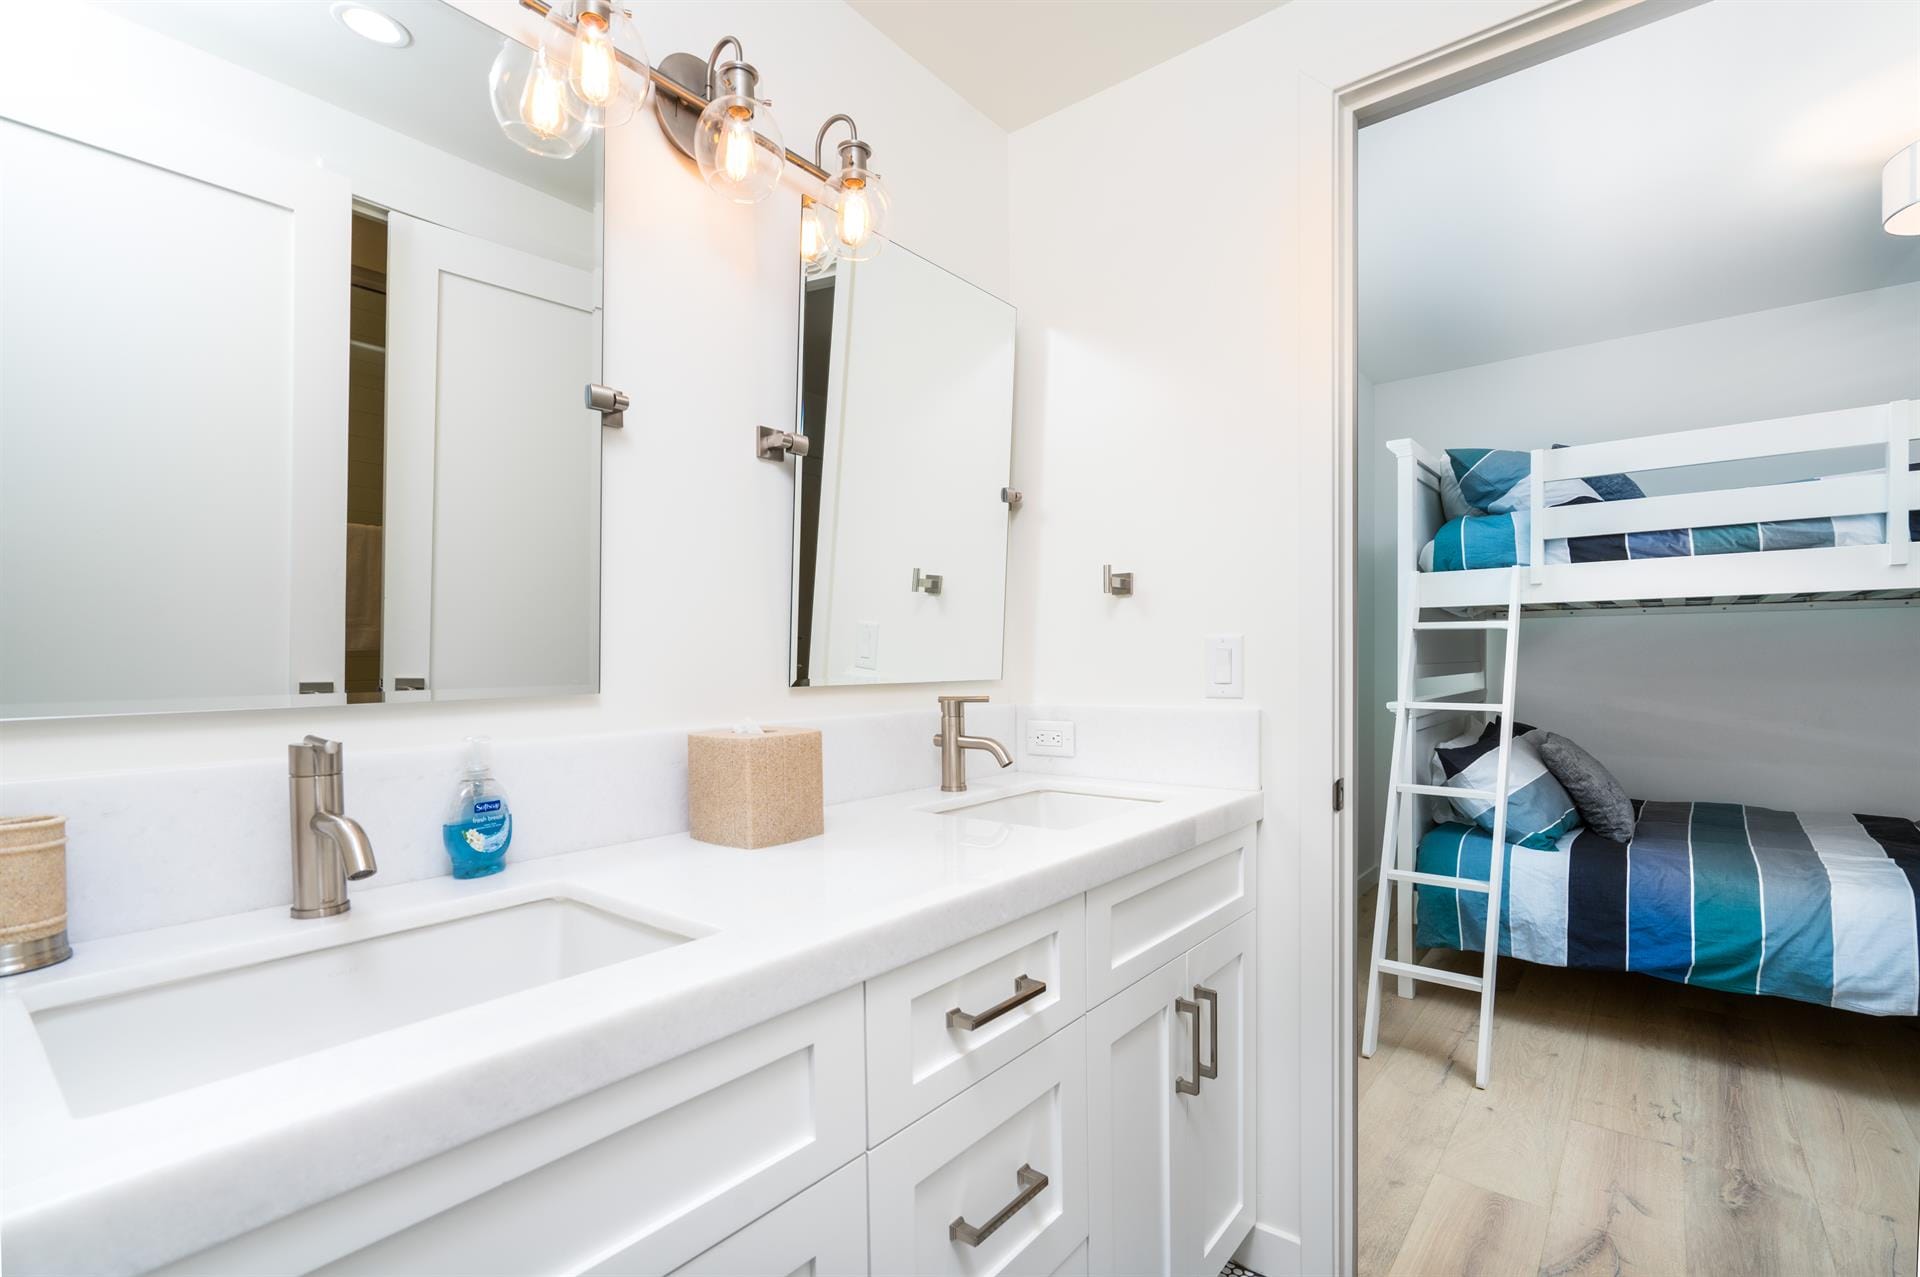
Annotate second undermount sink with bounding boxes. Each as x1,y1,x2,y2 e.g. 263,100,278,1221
30,897,694,1117
935,787,1162,830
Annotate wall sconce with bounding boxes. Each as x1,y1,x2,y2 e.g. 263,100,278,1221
806,115,891,263
502,0,894,241
490,0,650,158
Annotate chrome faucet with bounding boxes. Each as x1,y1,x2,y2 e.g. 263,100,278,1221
933,695,1013,793
288,736,377,918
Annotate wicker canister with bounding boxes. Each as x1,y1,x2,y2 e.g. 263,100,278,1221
0,815,73,976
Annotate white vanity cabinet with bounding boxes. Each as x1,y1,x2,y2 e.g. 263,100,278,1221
132,823,1257,1277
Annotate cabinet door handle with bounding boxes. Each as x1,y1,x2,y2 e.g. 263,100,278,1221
1194,984,1220,1080
949,1164,1049,1247
1175,996,1202,1095
947,974,1046,1031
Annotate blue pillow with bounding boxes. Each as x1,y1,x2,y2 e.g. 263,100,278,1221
1429,719,1582,850
1447,447,1643,514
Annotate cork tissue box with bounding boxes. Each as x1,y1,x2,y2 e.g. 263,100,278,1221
687,726,824,849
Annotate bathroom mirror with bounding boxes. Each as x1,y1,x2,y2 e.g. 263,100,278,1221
788,241,1016,686
0,1,603,719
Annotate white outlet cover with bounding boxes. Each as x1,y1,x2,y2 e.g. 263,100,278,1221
1026,719,1076,758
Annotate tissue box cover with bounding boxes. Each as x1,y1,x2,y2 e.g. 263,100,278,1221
687,726,824,849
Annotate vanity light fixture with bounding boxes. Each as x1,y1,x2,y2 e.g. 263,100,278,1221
1885,140,1920,235
800,196,838,273
490,33,593,158
563,0,650,130
688,39,784,203
808,115,891,263
332,2,412,48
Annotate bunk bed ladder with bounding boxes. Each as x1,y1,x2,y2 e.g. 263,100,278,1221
1361,568,1523,1089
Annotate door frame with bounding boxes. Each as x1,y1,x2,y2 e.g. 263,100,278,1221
1295,1,1694,1271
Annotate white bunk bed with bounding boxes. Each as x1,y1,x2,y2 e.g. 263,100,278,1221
1362,400,1920,1088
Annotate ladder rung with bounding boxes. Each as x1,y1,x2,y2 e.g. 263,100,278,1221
1413,620,1512,631
1383,867,1492,893
1397,782,1496,801
1392,700,1508,713
1378,959,1485,992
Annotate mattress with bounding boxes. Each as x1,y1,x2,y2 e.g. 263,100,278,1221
1418,508,1919,572
1413,802,1920,1015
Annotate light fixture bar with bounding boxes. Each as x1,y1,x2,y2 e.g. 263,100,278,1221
517,0,831,181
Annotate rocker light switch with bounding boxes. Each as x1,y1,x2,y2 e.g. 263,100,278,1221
1205,634,1243,699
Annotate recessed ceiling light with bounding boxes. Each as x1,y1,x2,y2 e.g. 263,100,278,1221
332,3,412,49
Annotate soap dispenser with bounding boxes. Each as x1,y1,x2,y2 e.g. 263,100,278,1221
443,736,512,879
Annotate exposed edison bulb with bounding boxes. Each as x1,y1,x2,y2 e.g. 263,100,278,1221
562,1,649,129
801,199,837,272
721,111,756,183
490,37,593,158
696,91,784,203
838,184,873,247
523,56,568,137
827,170,890,263
573,18,616,105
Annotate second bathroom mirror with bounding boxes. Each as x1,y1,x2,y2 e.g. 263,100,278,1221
788,239,1016,686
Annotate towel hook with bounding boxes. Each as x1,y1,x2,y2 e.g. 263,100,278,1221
1103,565,1134,597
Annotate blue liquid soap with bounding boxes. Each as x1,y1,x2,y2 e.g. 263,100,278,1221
442,736,512,879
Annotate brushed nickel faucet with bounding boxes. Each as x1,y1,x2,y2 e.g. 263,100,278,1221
288,736,377,918
934,695,1013,793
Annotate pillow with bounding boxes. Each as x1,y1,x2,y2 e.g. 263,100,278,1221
1428,719,1581,850
1535,733,1636,843
1438,466,1478,522
1447,448,1643,515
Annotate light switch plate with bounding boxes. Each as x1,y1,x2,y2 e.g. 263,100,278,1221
1026,719,1075,757
855,622,879,671
1205,634,1243,698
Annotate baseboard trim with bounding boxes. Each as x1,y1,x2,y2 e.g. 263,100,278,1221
1235,1221,1304,1276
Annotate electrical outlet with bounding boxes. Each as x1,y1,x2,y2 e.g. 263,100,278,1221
1026,719,1075,758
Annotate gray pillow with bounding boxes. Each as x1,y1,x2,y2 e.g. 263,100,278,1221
1536,733,1635,844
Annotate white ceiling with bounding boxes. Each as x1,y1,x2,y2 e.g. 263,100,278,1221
99,0,597,209
847,0,1287,131
1359,0,1920,384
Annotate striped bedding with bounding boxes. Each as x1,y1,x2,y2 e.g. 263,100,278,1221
1414,802,1920,1015
1418,507,1919,572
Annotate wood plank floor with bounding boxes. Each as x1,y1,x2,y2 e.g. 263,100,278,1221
1357,888,1920,1277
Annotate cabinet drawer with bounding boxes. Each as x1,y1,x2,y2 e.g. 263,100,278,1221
167,989,865,1277
1084,825,1255,1004
869,1022,1086,1277
670,1156,868,1277
866,896,1085,1143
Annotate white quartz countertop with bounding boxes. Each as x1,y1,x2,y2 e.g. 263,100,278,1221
0,772,1261,1275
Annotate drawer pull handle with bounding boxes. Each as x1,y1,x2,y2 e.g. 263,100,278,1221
947,974,1047,1031
1176,995,1202,1095
949,1164,1049,1247
1195,984,1220,1080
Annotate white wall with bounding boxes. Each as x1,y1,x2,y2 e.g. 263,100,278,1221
0,0,1014,781
1357,281,1920,879
1004,2,1539,1266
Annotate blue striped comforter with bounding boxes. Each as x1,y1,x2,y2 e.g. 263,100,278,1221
1419,508,1919,572
1414,802,1920,1014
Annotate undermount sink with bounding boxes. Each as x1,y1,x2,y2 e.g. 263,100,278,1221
935,787,1161,830
31,897,693,1117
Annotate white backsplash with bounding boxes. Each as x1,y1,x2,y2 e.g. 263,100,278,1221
0,702,1266,944
1016,704,1262,790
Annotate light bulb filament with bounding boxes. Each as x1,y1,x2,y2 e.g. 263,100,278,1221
522,56,567,138
721,112,756,183
575,20,616,106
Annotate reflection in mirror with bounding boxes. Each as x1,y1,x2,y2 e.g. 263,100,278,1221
789,239,1015,686
0,1,603,719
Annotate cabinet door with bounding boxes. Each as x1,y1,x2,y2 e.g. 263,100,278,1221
1176,914,1255,1276
1084,954,1188,1276
671,1157,867,1277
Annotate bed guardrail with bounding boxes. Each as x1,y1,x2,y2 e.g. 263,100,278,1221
1526,400,1916,584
